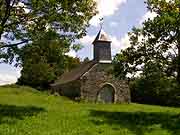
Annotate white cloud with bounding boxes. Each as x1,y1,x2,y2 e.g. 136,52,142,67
119,34,131,49
111,34,130,55
79,32,131,56
90,0,127,26
110,11,158,55
66,50,77,58
110,36,121,53
139,11,157,24
80,35,95,45
89,15,101,27
0,74,19,86
95,0,127,16
110,22,119,27
66,35,96,58
0,65,21,86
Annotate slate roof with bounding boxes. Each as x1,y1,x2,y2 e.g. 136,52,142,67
92,29,111,44
51,61,97,86
51,29,111,87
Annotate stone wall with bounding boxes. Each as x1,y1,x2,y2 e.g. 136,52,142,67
80,63,131,103
51,80,81,99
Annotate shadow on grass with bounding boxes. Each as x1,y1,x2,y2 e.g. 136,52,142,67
0,104,45,125
90,110,180,135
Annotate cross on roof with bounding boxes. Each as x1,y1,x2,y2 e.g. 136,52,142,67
99,18,104,29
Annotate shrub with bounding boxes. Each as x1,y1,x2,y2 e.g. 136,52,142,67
130,77,180,106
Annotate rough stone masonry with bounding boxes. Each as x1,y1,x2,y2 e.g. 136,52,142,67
51,29,131,103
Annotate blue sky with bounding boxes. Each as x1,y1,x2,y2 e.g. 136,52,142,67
68,0,151,59
0,0,155,85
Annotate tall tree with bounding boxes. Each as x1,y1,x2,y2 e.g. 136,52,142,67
18,30,80,89
0,0,97,63
114,0,180,84
144,0,180,83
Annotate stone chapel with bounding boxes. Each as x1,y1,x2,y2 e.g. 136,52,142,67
51,29,131,103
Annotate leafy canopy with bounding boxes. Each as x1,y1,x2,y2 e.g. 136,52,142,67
114,0,180,84
0,0,97,63
18,30,81,89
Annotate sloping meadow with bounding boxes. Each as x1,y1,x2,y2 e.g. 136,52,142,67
0,85,180,135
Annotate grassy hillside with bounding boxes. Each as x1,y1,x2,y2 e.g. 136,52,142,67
0,86,180,135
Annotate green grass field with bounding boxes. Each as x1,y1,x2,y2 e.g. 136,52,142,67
0,86,180,135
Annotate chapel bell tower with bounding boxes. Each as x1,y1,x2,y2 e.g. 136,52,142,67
92,29,112,63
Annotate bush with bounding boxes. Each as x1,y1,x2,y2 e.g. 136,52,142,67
18,62,56,90
130,77,180,106
17,31,80,90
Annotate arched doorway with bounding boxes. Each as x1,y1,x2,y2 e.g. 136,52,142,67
97,84,115,103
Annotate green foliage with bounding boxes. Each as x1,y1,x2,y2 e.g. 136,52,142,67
0,86,180,135
0,0,97,64
17,31,80,89
64,56,81,72
0,0,96,89
18,62,56,89
114,0,180,83
113,0,180,106
113,51,180,106
113,52,130,80
130,75,180,106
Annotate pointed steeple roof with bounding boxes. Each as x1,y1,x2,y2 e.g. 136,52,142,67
92,29,111,44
